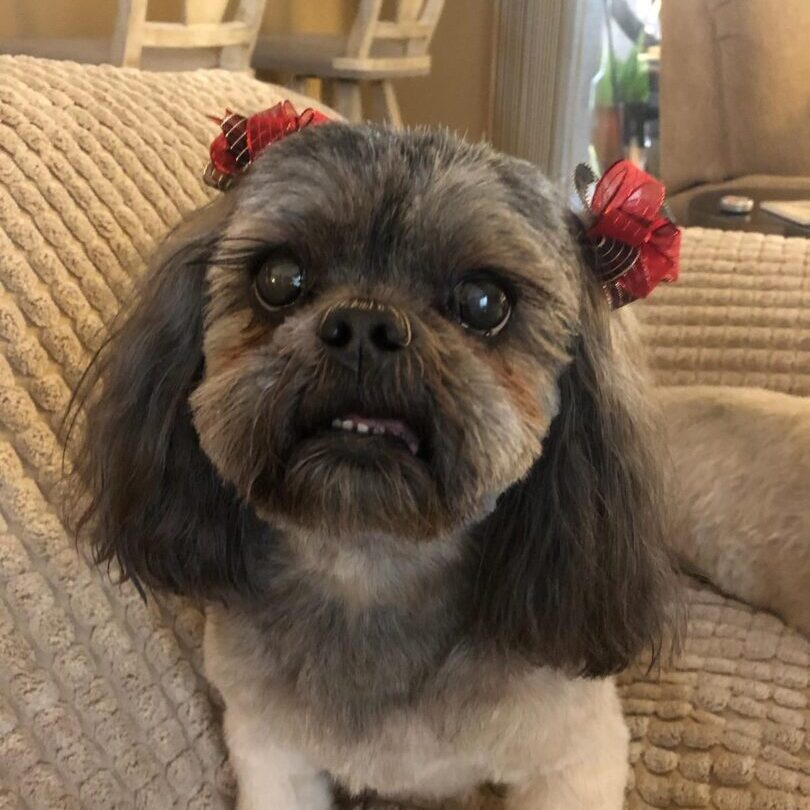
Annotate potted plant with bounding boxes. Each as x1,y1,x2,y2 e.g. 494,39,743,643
591,41,651,170
617,43,651,150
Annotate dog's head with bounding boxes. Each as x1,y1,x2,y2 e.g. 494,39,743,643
70,124,671,674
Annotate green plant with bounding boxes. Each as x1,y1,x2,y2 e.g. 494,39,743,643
594,43,651,106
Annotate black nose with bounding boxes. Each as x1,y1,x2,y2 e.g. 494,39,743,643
318,300,411,363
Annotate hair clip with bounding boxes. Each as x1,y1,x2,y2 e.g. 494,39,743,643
204,100,331,191
573,160,680,309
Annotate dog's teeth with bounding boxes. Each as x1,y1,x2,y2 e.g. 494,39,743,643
329,417,417,451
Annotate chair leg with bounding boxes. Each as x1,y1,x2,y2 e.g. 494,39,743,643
332,80,364,123
371,80,403,128
288,75,312,96
112,0,149,67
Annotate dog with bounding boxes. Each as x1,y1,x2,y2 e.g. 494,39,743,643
70,122,673,809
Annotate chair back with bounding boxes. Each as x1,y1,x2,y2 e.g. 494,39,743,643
113,0,267,71
340,0,444,64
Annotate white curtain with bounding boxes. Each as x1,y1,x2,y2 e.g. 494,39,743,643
490,0,599,185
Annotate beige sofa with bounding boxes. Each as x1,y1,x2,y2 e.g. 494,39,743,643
0,56,807,810
661,0,810,223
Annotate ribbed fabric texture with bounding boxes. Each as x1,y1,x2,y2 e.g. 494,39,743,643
0,56,807,810
621,583,808,810
0,55,308,810
640,228,810,397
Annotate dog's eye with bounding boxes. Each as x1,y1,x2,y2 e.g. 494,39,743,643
253,258,305,310
452,277,512,336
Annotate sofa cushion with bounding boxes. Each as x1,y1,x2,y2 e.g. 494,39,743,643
0,54,329,810
638,227,810,397
661,0,810,194
0,56,807,810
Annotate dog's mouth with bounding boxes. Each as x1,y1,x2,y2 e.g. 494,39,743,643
294,402,429,462
329,414,422,456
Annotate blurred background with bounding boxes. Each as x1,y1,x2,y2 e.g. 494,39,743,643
0,1,494,140
2,0,808,232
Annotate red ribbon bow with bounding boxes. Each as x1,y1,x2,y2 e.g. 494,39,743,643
204,100,331,190
580,160,680,308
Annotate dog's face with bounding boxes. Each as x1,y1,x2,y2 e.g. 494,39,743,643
71,124,671,675
190,126,579,540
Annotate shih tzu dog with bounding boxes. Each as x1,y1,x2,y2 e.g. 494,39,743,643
70,108,677,809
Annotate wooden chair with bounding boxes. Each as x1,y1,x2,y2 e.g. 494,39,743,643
0,0,266,72
253,0,445,126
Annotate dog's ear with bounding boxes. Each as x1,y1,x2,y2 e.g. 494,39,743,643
67,199,263,599
471,273,673,676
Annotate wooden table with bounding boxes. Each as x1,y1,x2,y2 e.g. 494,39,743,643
688,188,810,238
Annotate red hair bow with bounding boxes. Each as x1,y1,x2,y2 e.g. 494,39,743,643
576,160,680,309
204,100,331,190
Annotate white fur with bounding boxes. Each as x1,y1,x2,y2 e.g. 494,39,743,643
224,711,332,810
206,616,629,809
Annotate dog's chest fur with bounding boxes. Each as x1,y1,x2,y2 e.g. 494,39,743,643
206,533,469,733
203,532,621,797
